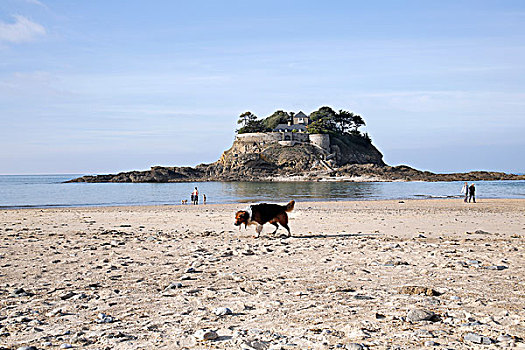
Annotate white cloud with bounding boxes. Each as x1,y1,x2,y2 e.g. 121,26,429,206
0,15,46,43
25,0,46,7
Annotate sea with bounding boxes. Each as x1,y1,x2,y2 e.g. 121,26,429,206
0,175,524,209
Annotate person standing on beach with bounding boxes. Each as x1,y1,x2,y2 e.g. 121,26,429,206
468,183,476,203
203,194,206,205
192,187,199,205
461,182,469,202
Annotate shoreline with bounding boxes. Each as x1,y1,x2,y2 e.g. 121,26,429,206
1,197,524,211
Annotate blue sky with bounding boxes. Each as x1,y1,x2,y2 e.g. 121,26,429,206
1,0,524,174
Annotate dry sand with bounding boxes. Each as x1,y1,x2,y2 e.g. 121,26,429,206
0,199,524,349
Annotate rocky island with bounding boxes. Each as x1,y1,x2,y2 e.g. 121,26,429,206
67,107,524,183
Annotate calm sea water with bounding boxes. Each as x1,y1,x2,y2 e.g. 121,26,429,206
0,175,524,209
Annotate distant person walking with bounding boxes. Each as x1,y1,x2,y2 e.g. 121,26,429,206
203,194,206,205
192,187,199,205
468,183,476,203
461,182,469,202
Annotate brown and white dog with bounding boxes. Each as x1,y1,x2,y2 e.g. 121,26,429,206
234,200,295,238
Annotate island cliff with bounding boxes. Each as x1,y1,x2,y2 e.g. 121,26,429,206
67,107,525,183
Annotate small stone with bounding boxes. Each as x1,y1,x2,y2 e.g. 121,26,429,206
60,291,76,300
486,265,507,270
46,308,62,317
194,328,218,341
12,288,34,297
346,344,364,350
164,282,183,291
213,307,232,316
424,340,437,346
241,340,270,350
415,329,434,338
59,344,73,349
95,313,114,323
497,334,513,342
407,309,435,322
191,260,203,268
464,332,492,344
353,294,373,300
17,347,38,350
186,267,196,273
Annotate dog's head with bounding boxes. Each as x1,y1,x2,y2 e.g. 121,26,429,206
234,210,249,228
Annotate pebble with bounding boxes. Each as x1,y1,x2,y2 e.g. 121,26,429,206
59,344,73,349
407,309,435,322
486,265,507,270
17,347,38,350
45,308,62,317
164,282,183,291
213,307,233,316
346,344,364,350
95,313,114,323
12,288,33,297
194,328,218,341
241,340,270,350
59,291,76,300
414,329,434,338
463,332,492,344
497,334,513,342
424,340,437,346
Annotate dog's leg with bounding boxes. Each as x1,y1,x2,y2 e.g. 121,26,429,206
255,224,263,238
278,213,291,237
271,222,279,234
281,223,291,237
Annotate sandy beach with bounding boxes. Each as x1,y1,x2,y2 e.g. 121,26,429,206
1,199,524,349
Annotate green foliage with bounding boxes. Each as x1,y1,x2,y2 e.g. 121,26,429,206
236,107,368,138
262,110,291,130
307,106,367,137
237,111,257,126
237,111,267,133
237,120,267,133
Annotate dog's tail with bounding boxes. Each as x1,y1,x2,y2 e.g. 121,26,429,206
285,200,295,212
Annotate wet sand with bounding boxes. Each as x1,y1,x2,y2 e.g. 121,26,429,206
1,199,524,349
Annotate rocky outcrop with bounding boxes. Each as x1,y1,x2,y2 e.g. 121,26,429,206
332,164,525,182
66,134,524,183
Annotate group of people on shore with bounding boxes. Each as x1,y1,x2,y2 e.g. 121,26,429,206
461,182,476,203
190,187,206,205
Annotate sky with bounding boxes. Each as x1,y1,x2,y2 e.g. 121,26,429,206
0,0,524,175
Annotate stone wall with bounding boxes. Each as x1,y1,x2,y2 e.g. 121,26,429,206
235,133,282,143
235,132,310,143
309,134,331,153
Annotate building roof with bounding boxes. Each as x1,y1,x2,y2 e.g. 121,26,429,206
295,111,308,119
273,124,308,132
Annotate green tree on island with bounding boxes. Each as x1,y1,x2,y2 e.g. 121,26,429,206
262,110,291,130
237,111,266,133
236,107,368,138
307,106,366,136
